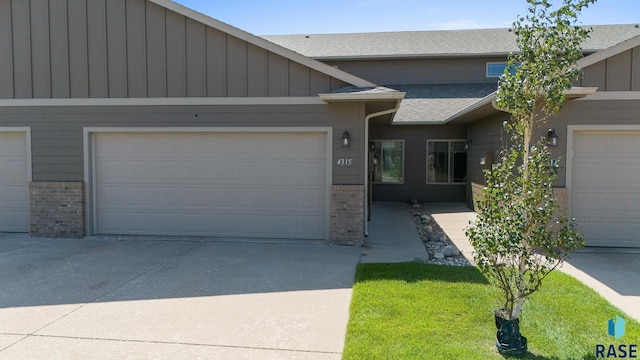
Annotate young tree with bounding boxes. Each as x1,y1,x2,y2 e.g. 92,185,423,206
466,0,595,352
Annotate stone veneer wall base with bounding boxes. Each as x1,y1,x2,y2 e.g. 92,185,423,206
330,185,364,245
30,182,84,238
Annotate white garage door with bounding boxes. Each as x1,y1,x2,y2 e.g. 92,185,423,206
93,132,328,240
0,132,29,232
571,130,640,247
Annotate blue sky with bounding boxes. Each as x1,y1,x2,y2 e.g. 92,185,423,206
173,0,640,35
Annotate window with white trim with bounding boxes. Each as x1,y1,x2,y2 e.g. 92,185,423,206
372,140,404,184
427,140,467,183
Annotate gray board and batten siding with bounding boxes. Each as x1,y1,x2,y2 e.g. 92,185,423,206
0,0,353,100
0,0,376,185
467,43,640,188
465,43,640,248
323,57,507,86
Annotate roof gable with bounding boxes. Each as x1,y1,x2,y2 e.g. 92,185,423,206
0,0,374,100
151,0,374,88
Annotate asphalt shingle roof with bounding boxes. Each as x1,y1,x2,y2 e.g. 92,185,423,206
390,84,498,123
263,25,640,59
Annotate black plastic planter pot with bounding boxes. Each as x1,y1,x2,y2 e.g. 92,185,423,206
494,311,528,355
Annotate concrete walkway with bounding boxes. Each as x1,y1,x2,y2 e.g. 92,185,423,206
362,202,429,263
420,203,640,323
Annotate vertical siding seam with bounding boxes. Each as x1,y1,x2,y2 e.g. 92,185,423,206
28,0,33,98
123,0,129,98
143,1,148,97
65,0,71,97
164,8,168,97
203,25,208,97
630,48,635,91
306,67,311,96
84,0,90,97
183,16,187,97
224,33,228,97
9,0,15,98
287,60,291,97
244,41,248,97
265,49,270,97
104,0,109,98
604,59,609,91
47,0,53,98
143,0,149,97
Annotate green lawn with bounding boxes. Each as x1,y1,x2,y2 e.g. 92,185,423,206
343,262,640,359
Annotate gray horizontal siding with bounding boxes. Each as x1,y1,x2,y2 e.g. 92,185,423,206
370,124,467,202
324,57,506,86
0,103,363,184
0,0,343,99
581,45,640,91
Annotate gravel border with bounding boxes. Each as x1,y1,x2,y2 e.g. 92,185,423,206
408,203,471,266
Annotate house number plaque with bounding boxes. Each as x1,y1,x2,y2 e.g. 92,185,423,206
336,158,353,166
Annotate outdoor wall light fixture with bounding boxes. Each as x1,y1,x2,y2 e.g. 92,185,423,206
465,139,472,150
341,131,351,147
547,129,559,147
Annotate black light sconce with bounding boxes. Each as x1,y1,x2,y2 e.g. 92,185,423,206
341,131,351,147
547,129,559,147
464,139,472,150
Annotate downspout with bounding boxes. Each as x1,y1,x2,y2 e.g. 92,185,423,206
363,99,402,236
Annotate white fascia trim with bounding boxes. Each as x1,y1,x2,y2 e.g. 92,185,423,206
577,35,640,69
149,0,376,89
576,91,640,101
0,127,32,182
319,91,406,103
444,87,597,123
310,52,513,61
442,93,499,124
0,97,327,107
565,87,599,97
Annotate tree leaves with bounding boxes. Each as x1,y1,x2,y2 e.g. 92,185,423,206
466,0,592,321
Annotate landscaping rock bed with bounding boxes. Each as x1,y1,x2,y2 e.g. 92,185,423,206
408,203,471,266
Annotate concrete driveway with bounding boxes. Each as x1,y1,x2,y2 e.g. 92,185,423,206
0,235,360,359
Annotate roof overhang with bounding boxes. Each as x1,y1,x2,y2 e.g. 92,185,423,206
578,35,640,68
446,87,598,124
319,87,405,103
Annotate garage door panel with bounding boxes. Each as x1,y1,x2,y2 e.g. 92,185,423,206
296,215,325,236
0,132,29,233
571,130,640,247
94,132,327,239
296,189,324,209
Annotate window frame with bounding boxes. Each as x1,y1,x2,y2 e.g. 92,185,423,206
426,139,468,185
486,61,520,78
486,62,509,77
371,139,405,185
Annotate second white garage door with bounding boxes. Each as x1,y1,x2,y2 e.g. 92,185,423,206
570,130,640,247
93,132,328,240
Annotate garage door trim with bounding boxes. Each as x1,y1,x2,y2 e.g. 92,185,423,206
83,127,334,238
567,125,640,247
0,127,32,233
